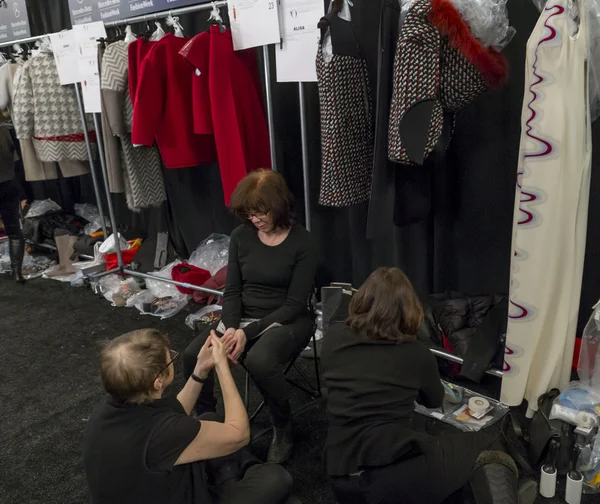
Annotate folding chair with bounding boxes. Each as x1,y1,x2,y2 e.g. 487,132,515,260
243,292,322,422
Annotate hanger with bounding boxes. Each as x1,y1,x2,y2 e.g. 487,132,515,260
150,19,166,41
318,0,344,43
124,25,137,44
166,12,185,37
208,2,226,32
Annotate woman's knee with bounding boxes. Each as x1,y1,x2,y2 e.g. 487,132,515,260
252,464,294,500
244,349,278,380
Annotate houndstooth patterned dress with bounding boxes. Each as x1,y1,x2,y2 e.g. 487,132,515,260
316,47,374,207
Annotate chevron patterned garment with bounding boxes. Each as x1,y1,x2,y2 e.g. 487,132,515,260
12,51,95,163
316,47,374,207
101,41,166,212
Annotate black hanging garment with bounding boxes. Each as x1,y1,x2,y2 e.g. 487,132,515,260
388,0,509,166
316,15,374,207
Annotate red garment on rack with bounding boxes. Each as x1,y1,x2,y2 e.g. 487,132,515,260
180,26,271,205
132,34,217,169
127,38,156,103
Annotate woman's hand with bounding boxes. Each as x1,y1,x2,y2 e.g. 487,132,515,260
210,331,229,369
228,329,247,365
195,334,216,378
221,327,237,354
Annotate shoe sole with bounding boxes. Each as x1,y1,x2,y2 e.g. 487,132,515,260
518,479,538,504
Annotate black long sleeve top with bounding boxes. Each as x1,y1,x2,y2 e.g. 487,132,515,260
221,224,318,340
321,322,445,476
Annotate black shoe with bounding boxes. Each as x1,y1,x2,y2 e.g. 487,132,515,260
9,237,25,283
469,451,520,504
267,420,294,465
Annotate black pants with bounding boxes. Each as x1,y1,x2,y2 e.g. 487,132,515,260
331,431,497,504
0,180,22,239
183,317,314,427
200,414,299,504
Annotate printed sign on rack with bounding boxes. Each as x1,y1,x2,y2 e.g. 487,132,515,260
68,0,212,25
50,30,80,85
228,0,281,51
275,0,322,82
73,22,107,113
0,0,31,43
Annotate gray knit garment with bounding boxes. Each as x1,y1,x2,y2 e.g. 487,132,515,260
13,51,94,162
101,41,166,212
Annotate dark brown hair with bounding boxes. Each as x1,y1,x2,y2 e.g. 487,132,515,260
229,169,295,229
99,329,170,404
347,267,424,342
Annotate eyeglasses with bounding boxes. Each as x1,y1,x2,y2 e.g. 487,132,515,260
154,349,180,383
246,211,269,222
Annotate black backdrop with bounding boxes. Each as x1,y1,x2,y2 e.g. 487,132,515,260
21,0,600,333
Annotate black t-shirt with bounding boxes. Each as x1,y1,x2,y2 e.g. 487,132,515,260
83,396,211,504
221,224,319,339
321,322,445,476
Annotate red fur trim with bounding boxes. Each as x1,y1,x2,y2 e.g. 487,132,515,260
430,0,509,89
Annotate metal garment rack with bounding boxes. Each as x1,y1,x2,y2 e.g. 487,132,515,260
0,34,109,240
96,1,280,297
296,79,502,379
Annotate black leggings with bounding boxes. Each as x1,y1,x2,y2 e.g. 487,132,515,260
0,180,22,239
183,317,314,427
331,431,498,504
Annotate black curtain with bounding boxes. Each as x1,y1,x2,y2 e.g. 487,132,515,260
22,0,600,333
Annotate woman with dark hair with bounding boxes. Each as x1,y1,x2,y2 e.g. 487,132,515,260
183,169,318,464
0,128,24,282
322,267,533,504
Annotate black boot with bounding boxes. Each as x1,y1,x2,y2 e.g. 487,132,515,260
9,237,25,283
267,419,294,465
467,451,536,504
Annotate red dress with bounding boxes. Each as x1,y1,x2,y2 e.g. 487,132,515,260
180,26,271,205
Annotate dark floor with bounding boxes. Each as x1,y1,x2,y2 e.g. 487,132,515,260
1,275,599,504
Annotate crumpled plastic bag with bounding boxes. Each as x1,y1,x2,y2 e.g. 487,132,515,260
186,305,222,331
145,260,184,298
25,199,61,218
188,234,230,275
74,203,105,235
578,433,600,493
98,233,130,254
127,289,188,320
401,0,515,49
578,300,600,388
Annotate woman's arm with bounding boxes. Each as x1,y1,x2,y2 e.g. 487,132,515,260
175,346,250,464
221,228,243,331
243,239,318,340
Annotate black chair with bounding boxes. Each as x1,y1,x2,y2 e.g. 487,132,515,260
243,291,322,422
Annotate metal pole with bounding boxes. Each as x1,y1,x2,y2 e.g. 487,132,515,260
298,82,311,231
263,45,277,172
123,269,224,297
104,1,227,27
429,347,503,378
74,83,108,239
92,113,123,270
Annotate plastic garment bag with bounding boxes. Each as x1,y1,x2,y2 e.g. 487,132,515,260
150,21,165,41
532,0,600,121
400,0,515,49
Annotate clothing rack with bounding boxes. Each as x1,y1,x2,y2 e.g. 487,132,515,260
0,33,110,240
95,0,283,297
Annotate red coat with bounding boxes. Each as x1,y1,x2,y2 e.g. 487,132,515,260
132,34,217,169
180,26,271,205
127,38,156,103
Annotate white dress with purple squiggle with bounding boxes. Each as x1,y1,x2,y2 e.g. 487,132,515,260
501,0,592,412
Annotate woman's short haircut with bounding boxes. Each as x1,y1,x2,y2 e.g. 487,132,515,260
229,169,295,229
347,267,424,342
99,329,170,404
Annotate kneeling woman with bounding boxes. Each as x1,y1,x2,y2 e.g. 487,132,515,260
322,268,523,504
183,170,318,464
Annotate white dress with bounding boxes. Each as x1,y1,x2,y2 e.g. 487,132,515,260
501,0,592,412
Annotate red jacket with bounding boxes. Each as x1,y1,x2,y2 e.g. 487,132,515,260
132,34,217,169
180,27,271,204
127,38,155,103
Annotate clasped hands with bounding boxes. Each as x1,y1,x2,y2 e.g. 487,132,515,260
221,327,247,365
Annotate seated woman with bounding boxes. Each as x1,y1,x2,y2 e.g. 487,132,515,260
322,267,531,504
183,169,318,465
